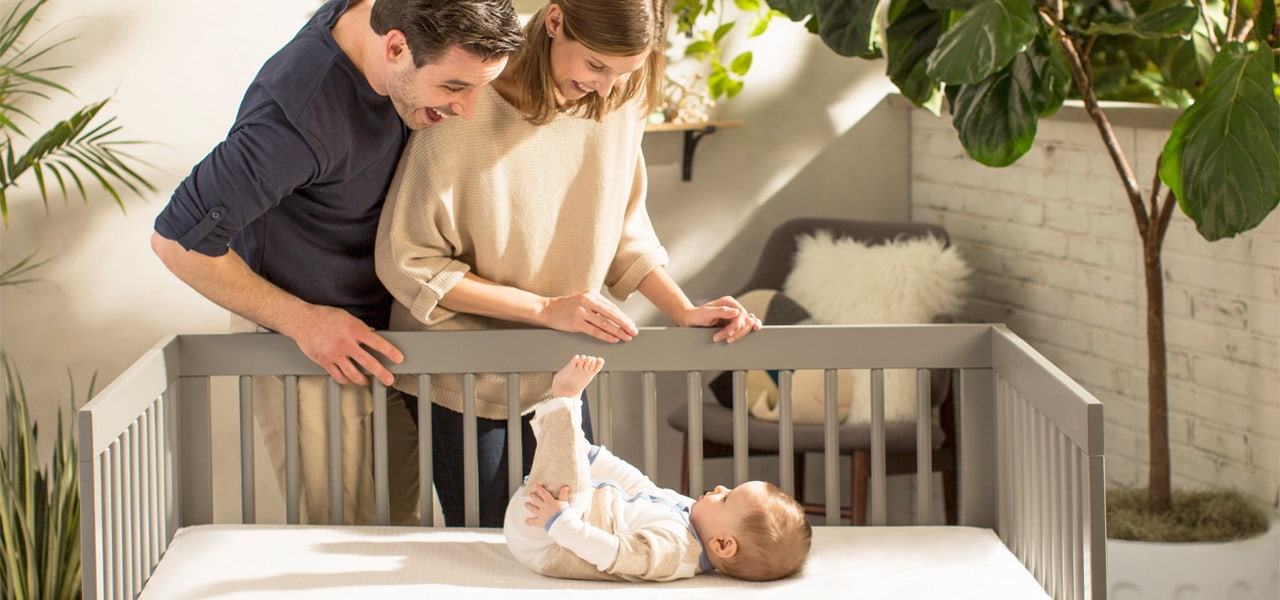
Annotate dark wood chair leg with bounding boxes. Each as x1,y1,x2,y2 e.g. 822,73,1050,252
793,453,806,505
679,434,690,496
943,468,958,525
852,450,870,526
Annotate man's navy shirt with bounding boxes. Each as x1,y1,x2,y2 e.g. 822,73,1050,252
155,0,407,329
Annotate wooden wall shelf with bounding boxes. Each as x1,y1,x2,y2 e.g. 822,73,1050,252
644,120,743,181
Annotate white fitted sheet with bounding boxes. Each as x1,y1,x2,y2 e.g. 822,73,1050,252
138,524,1050,599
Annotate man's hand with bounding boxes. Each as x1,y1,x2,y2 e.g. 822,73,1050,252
287,304,404,386
524,483,571,527
539,291,638,343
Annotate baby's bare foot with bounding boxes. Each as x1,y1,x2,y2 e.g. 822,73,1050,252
550,355,605,398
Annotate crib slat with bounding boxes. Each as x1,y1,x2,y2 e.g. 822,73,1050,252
147,402,161,572
462,373,479,527
100,447,112,600
823,369,839,526
374,382,390,525
915,368,932,525
239,376,256,524
161,387,175,548
995,379,1008,546
284,375,300,525
130,419,144,589
327,378,343,525
597,371,612,448
507,373,522,498
642,372,657,477
778,370,795,498
732,369,748,486
111,437,127,599
121,427,134,598
869,368,887,526
686,371,703,498
418,375,434,527
141,408,154,578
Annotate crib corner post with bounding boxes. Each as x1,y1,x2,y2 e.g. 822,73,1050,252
177,376,214,526
957,368,996,529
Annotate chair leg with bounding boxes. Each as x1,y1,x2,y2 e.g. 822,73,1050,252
852,451,870,526
943,468,958,525
793,453,806,505
679,434,690,496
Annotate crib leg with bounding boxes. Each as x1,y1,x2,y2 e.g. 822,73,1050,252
852,451,869,526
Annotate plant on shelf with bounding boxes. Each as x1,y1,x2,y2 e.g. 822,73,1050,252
772,0,1278,540
658,0,786,122
0,0,152,597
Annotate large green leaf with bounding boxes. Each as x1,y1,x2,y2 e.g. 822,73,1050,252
768,0,816,21
924,0,979,11
887,0,945,112
925,0,1039,84
1160,42,1280,240
814,0,882,58
1257,0,1276,46
950,29,1067,166
1157,30,1215,92
1078,3,1199,37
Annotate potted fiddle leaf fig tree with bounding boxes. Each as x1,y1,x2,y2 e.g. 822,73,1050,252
770,0,1278,592
0,0,153,598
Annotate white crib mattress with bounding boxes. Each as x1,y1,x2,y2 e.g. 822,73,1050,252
138,524,1050,599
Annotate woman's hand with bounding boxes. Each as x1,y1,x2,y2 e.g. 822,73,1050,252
540,291,638,343
524,483,571,527
681,296,762,343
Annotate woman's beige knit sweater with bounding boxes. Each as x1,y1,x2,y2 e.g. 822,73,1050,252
375,86,668,418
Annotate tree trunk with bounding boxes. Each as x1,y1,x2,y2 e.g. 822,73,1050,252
1144,225,1172,512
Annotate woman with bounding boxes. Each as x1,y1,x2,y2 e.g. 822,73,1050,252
375,0,760,526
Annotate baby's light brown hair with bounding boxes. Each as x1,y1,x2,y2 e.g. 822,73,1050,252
713,482,812,581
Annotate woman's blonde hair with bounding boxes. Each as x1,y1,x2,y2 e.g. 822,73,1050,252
713,483,812,582
505,0,666,124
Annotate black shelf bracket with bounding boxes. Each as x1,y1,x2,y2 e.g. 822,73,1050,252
681,124,718,182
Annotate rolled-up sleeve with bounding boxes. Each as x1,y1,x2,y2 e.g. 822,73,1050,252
606,153,668,299
155,104,321,255
375,146,471,325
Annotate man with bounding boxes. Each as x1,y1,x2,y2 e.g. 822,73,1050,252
151,0,522,525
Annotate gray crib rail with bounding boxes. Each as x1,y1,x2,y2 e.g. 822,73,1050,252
78,324,1106,600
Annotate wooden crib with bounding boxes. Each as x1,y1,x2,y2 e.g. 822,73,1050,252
78,324,1107,599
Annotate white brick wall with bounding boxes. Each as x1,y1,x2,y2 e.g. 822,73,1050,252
909,105,1280,507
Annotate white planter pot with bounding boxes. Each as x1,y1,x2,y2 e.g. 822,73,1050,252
1107,523,1280,599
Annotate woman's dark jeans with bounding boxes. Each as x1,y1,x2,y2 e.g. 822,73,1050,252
401,392,594,527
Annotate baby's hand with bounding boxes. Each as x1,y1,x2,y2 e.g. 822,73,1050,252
524,483,572,527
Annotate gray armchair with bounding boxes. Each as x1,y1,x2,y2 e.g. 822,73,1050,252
666,217,958,525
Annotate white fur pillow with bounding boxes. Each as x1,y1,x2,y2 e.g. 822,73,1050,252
782,230,971,423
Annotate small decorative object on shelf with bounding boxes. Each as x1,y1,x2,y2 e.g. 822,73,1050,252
649,74,715,126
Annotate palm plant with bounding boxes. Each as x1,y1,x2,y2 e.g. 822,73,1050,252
0,0,152,227
0,1,152,596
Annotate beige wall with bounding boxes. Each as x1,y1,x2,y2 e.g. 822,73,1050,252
1,0,909,511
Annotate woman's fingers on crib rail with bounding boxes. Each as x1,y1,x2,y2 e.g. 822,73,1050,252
541,291,637,343
687,297,763,344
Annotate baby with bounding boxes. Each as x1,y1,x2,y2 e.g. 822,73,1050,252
504,355,812,582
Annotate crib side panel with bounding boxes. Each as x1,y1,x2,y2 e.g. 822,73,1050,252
990,326,1107,600
78,337,183,600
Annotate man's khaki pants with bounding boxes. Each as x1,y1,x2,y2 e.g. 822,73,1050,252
234,316,419,525
251,375,421,525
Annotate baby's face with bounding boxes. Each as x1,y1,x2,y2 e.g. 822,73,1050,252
690,481,770,537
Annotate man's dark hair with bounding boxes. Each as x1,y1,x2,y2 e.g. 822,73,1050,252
370,0,523,67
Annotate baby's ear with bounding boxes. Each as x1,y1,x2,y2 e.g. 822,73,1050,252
710,535,738,559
